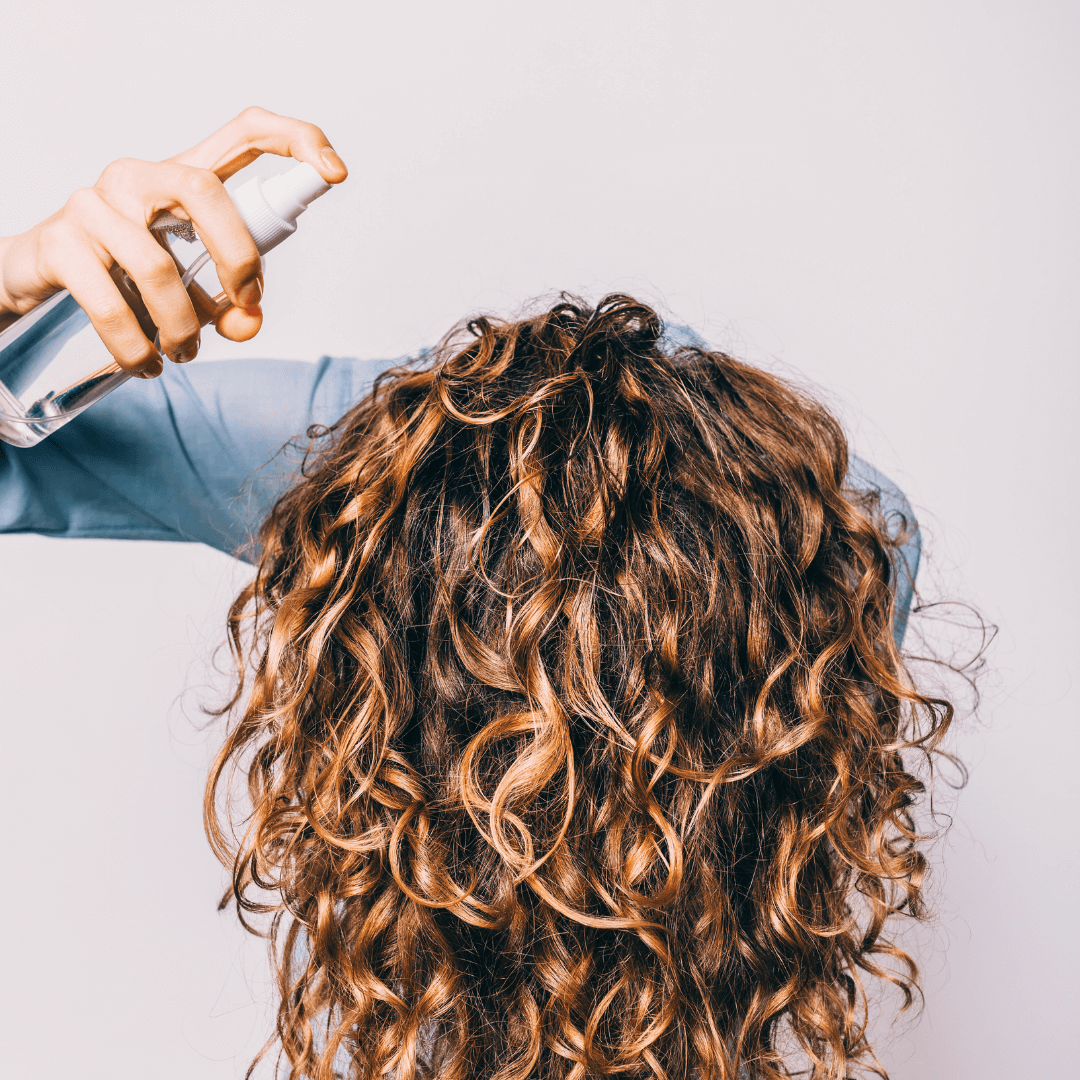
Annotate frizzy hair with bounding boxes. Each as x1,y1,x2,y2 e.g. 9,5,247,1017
206,294,951,1080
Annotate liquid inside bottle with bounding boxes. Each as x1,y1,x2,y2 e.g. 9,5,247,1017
0,229,229,448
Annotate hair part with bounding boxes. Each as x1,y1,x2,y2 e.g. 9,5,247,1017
207,294,952,1080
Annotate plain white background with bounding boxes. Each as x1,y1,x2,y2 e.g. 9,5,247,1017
1,2,1076,1077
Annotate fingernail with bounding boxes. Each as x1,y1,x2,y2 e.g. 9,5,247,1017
321,146,347,176
244,304,262,318
237,277,262,309
176,337,200,363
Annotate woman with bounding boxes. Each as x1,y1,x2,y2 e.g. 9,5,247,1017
0,110,947,1080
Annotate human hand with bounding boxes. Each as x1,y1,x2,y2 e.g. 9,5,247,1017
0,106,348,376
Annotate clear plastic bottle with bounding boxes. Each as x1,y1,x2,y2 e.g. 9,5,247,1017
0,162,332,448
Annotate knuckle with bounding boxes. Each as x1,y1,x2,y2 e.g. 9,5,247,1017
139,248,179,284
176,166,221,201
39,215,78,256
63,186,100,219
95,301,137,336
96,157,139,192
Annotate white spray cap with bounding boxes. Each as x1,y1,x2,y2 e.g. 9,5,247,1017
230,162,333,256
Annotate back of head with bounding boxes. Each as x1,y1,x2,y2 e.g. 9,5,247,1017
209,295,946,1080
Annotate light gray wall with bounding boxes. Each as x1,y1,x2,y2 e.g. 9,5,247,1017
1,2,1076,1077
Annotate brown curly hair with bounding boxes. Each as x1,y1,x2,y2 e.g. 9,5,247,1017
207,295,951,1080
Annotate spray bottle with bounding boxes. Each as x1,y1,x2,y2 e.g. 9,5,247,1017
0,162,332,448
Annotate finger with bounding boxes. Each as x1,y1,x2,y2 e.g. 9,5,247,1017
46,240,163,377
98,160,262,311
213,302,262,342
75,189,201,362
169,106,348,184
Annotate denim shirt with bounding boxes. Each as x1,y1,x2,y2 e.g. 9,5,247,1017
0,351,920,644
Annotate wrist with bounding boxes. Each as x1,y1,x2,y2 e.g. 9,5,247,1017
0,236,19,331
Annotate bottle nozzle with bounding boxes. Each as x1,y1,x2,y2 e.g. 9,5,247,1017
231,161,334,256
261,163,332,225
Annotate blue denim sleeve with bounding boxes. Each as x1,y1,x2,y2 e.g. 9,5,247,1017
0,356,395,559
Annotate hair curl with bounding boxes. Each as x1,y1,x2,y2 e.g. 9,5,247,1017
207,294,952,1080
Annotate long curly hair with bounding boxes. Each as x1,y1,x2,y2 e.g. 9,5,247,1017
207,294,952,1080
